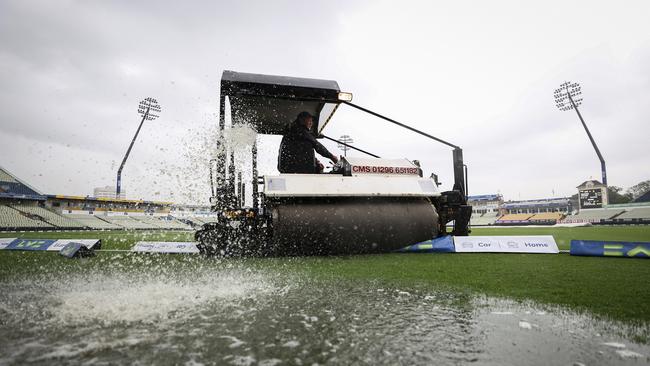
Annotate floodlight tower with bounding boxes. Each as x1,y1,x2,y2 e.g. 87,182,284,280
337,134,354,156
116,97,161,199
554,81,607,186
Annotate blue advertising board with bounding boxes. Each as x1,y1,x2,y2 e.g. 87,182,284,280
4,239,57,251
570,240,650,258
396,235,455,253
1,239,101,252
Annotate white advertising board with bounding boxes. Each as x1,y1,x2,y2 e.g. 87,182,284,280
453,236,559,254
47,239,101,251
0,238,16,250
132,241,200,254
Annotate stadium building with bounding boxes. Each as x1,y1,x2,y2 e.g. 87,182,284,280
2,164,649,231
93,185,126,199
0,166,214,231
468,194,503,226
494,197,572,225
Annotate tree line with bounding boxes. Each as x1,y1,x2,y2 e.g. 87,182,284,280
607,180,650,204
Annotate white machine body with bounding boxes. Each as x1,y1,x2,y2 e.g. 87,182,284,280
263,157,440,198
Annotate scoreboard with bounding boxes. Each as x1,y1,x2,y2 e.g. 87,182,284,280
579,188,603,209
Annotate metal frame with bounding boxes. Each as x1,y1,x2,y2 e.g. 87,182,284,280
116,98,160,199
214,72,469,223
567,91,607,186
555,82,607,186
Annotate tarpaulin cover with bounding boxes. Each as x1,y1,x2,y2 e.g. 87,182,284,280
396,235,455,253
570,240,650,258
59,242,95,258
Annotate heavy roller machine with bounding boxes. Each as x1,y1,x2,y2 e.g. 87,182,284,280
195,70,471,256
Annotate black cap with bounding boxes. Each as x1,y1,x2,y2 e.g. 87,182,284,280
297,111,313,120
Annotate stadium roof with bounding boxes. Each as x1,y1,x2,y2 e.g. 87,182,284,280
0,165,45,200
221,70,342,135
502,197,571,209
577,180,605,189
468,194,502,201
47,195,173,205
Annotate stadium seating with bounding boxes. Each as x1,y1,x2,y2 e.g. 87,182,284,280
12,205,85,229
67,214,123,230
616,207,650,220
187,217,206,225
101,215,160,230
131,216,192,230
130,216,168,229
496,213,533,222
184,217,205,226
0,205,52,229
175,216,218,227
562,209,624,223
529,212,565,223
470,211,499,226
159,218,193,229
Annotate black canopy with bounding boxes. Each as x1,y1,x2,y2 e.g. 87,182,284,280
221,70,341,135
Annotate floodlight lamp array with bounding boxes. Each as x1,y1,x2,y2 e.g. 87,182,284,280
337,134,354,150
138,97,162,120
554,81,582,111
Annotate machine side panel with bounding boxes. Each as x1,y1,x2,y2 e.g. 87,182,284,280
263,175,441,197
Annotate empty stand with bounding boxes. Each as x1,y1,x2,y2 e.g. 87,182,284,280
562,209,623,223
101,216,159,229
131,216,191,230
159,218,193,229
496,213,533,222
12,205,85,229
67,214,122,230
616,207,650,220
0,205,52,229
529,212,565,223
131,216,168,229
470,211,499,226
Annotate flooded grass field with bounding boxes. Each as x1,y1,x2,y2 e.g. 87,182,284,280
1,251,649,365
1,227,649,365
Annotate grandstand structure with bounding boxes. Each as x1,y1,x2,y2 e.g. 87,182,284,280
468,192,650,226
0,166,211,231
468,194,502,226
469,195,572,226
2,165,649,231
501,197,572,215
561,202,650,224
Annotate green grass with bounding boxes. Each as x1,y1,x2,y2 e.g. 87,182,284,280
291,253,650,323
1,226,649,326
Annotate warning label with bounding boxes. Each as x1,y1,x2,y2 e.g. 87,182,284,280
352,165,419,175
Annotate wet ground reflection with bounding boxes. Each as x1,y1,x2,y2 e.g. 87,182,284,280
0,256,648,365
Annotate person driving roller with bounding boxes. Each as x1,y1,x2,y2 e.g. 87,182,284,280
278,111,339,173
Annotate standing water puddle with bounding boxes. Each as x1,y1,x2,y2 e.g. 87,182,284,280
0,256,648,365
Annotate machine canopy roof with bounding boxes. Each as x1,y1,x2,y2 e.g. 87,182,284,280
221,70,341,135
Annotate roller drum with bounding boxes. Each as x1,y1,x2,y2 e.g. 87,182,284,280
269,197,438,255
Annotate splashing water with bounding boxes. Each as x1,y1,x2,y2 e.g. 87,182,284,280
0,255,648,365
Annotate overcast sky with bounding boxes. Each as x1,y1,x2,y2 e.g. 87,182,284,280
1,0,649,204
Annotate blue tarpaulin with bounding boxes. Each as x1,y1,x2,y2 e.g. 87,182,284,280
570,240,650,258
396,235,455,253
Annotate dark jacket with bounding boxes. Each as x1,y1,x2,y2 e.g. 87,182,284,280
278,123,335,173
